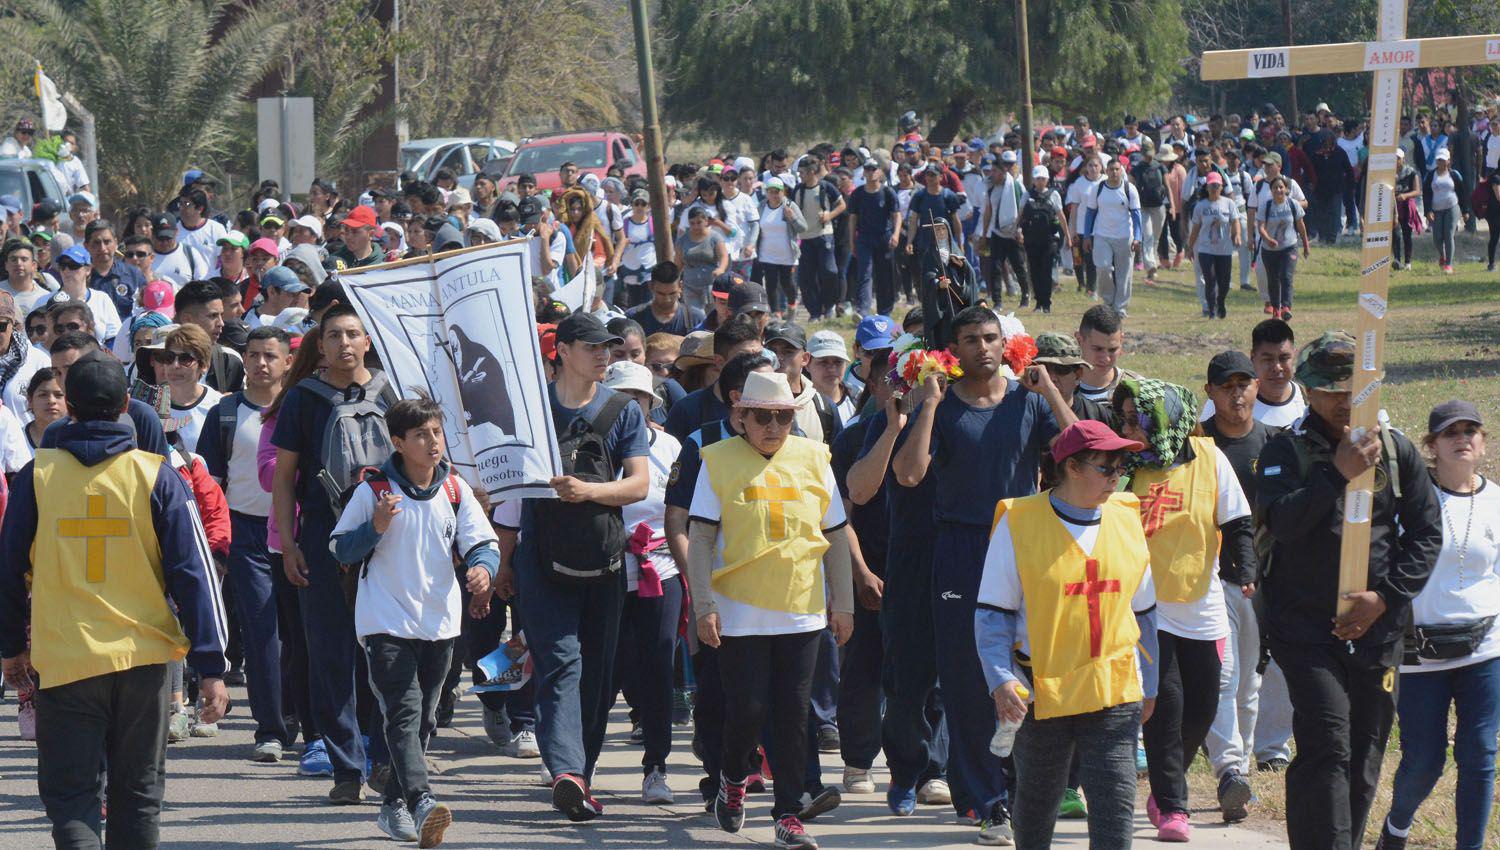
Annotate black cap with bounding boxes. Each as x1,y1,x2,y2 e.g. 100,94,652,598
517,197,546,227
65,351,129,420
149,213,176,236
711,272,740,297
1428,399,1483,435
1207,350,1256,384
729,281,770,316
763,321,807,351
555,312,622,346
32,199,61,221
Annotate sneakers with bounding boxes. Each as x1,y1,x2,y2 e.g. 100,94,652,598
16,693,36,741
1147,794,1161,827
842,766,874,794
538,763,553,787
1443,264,1455,274
435,687,458,728
1374,818,1409,850
1217,769,1253,822
671,688,695,725
642,768,674,804
977,802,1015,846
1059,787,1087,819
917,778,951,805
1263,302,1275,315
957,809,982,826
482,706,509,748
552,773,601,822
223,665,247,687
329,778,364,805
1256,756,1289,773
816,726,840,753
506,730,541,759
775,814,819,849
745,772,767,793
252,740,283,763
189,710,218,737
628,721,644,743
886,783,916,816
367,762,392,796
299,739,334,776
1158,811,1192,842
714,776,746,833
377,801,418,842
413,794,452,848
167,707,191,744
798,786,841,820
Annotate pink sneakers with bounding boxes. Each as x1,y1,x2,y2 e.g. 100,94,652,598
1146,794,1161,827
1158,811,1192,842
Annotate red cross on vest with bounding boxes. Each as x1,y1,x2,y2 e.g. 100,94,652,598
1064,558,1121,658
1139,480,1184,537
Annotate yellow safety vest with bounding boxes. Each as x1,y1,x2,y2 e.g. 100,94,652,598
1129,436,1220,604
1002,491,1149,719
702,434,833,615
29,449,188,688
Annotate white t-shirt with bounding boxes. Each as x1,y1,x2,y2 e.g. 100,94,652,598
152,244,210,287
167,386,224,453
2,344,51,423
177,219,229,266
0,404,30,474
1065,177,1102,213
223,395,272,517
688,457,848,637
622,429,683,592
1086,180,1140,241
1253,177,1306,212
977,504,1157,661
337,473,499,641
45,287,122,344
758,203,796,266
1152,446,1251,641
1200,384,1307,428
1,279,52,320
722,191,761,259
528,227,568,289
1403,478,1500,673
619,216,656,271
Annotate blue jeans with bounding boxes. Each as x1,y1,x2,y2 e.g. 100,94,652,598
1387,655,1500,850
227,511,289,746
853,238,895,315
797,235,838,319
514,546,626,780
296,513,372,782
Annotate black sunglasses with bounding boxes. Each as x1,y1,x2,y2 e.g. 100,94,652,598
647,362,672,375
748,408,796,427
53,321,85,334
1081,461,1127,478
150,350,200,366
124,251,150,259
28,323,48,338
0,319,11,333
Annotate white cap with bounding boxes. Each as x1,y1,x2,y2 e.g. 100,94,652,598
1395,147,1405,159
734,156,756,173
1000,150,1018,163
1032,165,1050,180
272,307,311,334
257,197,280,214
603,361,659,403
465,217,501,244
1435,147,1451,161
290,214,324,240
806,330,850,361
446,187,473,208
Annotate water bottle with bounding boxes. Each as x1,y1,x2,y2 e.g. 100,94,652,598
988,685,1030,757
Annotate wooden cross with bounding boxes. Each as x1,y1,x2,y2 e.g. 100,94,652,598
1064,559,1120,658
57,494,131,583
743,471,799,540
1201,3,1500,614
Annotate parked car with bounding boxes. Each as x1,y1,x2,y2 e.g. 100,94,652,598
498,130,646,193
0,158,70,221
399,137,516,190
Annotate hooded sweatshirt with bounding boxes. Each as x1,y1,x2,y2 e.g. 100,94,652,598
0,419,229,687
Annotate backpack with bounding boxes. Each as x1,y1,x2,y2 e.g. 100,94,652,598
338,466,464,607
811,391,839,446
1471,180,1491,219
532,391,633,585
210,393,242,467
1134,162,1167,207
1019,192,1057,244
301,371,398,513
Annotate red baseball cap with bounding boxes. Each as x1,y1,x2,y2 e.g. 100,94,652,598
141,280,175,318
249,237,280,258
537,323,558,361
340,205,378,230
1051,420,1143,464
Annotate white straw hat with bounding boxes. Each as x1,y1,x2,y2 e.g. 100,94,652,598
736,371,798,410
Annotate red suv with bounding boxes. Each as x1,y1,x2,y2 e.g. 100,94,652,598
498,130,646,193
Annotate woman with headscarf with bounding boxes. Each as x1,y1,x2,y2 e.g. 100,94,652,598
1111,377,1256,842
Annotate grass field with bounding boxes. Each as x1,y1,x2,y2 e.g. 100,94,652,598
812,225,1500,848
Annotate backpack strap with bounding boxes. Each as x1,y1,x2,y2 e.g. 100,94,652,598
441,473,463,507
211,347,230,392
588,391,633,440
213,393,241,465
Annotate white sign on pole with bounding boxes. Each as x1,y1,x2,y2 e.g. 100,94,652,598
340,239,563,499
257,97,316,194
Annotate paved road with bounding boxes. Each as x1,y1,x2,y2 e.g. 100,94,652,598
0,686,1290,848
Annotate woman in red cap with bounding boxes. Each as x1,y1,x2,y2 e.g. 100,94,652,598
976,419,1159,850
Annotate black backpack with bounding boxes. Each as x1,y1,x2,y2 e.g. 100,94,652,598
1134,162,1167,207
533,391,633,585
1019,192,1057,244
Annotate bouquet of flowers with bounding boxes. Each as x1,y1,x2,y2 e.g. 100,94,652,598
887,332,963,396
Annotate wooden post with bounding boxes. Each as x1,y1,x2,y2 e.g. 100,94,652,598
1016,0,1035,176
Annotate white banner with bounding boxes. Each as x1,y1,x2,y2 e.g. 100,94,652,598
340,238,562,499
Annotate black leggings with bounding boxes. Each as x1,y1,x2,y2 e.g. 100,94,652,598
1072,244,1097,293
1395,205,1416,265
1025,242,1057,309
1143,631,1222,815
1488,212,1500,265
1199,253,1232,315
719,630,821,819
758,263,796,314
1262,247,1296,310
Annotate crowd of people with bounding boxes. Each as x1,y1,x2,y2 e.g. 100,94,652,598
0,102,1496,850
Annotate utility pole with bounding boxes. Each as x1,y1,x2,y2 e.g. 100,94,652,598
1281,0,1299,119
629,0,674,261
1016,0,1036,176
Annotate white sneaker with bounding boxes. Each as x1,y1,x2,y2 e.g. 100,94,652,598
842,766,875,794
917,778,952,805
642,768,674,804
539,763,554,787
508,730,541,759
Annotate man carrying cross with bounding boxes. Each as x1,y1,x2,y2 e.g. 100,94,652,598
0,351,229,850
976,420,1159,850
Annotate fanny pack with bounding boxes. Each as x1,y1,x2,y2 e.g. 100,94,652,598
1404,615,1496,665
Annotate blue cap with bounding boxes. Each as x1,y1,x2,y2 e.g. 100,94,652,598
182,168,205,188
968,137,986,150
855,315,897,350
58,244,92,267
0,195,20,215
902,142,919,153
261,265,311,294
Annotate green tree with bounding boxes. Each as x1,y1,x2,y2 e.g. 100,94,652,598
656,0,1187,148
0,0,291,208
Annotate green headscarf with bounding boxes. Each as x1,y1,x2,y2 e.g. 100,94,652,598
1114,377,1199,472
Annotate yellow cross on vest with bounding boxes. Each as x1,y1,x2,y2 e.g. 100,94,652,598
743,471,799,540
58,495,131,583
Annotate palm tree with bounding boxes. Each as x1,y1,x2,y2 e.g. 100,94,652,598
0,0,291,209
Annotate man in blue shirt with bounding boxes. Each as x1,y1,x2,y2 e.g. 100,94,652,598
848,162,902,317
891,306,1078,843
904,165,963,258
84,221,146,321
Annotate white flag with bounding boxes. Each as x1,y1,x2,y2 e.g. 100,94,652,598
34,63,66,132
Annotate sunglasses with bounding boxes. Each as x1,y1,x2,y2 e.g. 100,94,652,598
151,350,200,366
123,251,150,259
647,362,672,375
720,174,736,181
1081,461,1127,478
748,408,796,427
28,323,47,338
632,200,649,207
0,319,11,333
53,321,85,334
